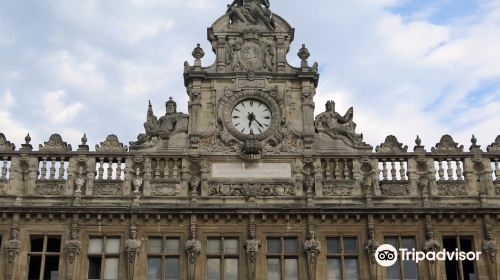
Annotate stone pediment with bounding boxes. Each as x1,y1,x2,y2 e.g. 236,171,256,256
39,134,72,152
376,135,408,153
95,135,128,153
487,135,500,152
431,134,464,153
0,133,15,152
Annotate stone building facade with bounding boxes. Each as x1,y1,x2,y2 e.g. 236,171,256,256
0,1,499,280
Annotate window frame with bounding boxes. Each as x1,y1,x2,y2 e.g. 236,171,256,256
265,235,300,280
325,236,360,280
86,235,122,280
205,235,241,280
442,235,478,280
27,234,63,280
147,235,182,280
383,235,418,280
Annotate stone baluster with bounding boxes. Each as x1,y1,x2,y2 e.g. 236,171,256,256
58,157,65,180
456,159,463,180
391,159,397,180
40,157,48,179
98,158,104,180
173,159,179,180
382,160,388,181
399,159,407,180
107,158,113,180
325,160,332,180
438,161,445,181
446,159,453,180
116,158,123,180
163,158,169,178
343,159,350,179
154,158,161,179
49,157,56,179
1,157,7,180
334,159,341,180
495,159,500,181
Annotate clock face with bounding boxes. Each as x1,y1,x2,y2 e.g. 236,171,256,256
231,99,272,135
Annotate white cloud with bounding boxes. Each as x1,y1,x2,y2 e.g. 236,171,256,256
42,91,84,125
0,90,29,144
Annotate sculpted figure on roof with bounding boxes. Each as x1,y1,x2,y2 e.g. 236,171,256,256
315,100,364,144
130,97,189,149
227,0,275,30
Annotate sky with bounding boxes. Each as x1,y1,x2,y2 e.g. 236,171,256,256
0,0,499,150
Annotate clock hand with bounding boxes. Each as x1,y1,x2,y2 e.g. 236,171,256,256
254,119,264,128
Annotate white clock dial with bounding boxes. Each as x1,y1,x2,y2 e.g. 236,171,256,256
231,99,272,135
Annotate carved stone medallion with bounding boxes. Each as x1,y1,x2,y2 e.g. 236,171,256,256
35,181,65,195
151,183,179,196
208,183,295,197
239,41,263,71
322,181,356,196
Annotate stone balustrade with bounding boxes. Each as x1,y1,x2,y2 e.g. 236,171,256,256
0,133,498,208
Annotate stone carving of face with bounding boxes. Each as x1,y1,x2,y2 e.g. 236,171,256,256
166,102,176,114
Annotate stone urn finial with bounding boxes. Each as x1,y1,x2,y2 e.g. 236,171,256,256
297,44,310,61
192,43,205,60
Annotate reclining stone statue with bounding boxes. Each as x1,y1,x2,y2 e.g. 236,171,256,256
227,0,275,30
314,100,364,144
130,97,189,149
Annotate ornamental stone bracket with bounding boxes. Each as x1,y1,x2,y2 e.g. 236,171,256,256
4,228,21,280
125,226,141,280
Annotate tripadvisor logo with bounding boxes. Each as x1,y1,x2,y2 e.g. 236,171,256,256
375,244,482,267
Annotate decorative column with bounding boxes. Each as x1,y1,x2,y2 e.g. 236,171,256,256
482,223,497,280
364,218,379,280
423,217,440,280
125,225,141,280
185,215,201,280
65,222,81,280
304,219,321,280
4,227,21,280
245,215,260,280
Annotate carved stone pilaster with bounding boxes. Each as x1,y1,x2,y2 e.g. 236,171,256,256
423,219,440,280
364,221,379,280
4,228,20,280
131,168,143,206
65,222,81,280
73,166,86,205
245,215,260,280
482,224,497,280
125,226,141,280
185,216,201,280
304,223,321,280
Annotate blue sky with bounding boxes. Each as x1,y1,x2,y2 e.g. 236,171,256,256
0,0,499,150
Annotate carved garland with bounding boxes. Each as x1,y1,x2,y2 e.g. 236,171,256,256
208,183,295,197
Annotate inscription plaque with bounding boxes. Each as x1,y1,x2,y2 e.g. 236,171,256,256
212,163,291,179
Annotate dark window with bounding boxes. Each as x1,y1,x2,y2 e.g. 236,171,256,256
443,236,476,280
87,236,120,280
266,237,299,280
326,237,359,280
147,237,181,280
206,237,239,280
384,236,418,280
27,235,62,280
